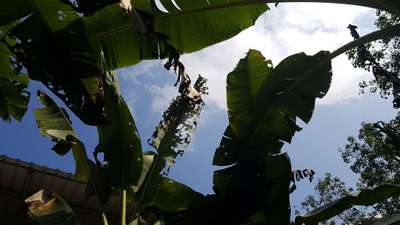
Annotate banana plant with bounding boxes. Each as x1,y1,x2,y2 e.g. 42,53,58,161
209,49,333,225
33,71,207,225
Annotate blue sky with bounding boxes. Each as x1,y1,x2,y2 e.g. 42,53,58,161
0,3,397,215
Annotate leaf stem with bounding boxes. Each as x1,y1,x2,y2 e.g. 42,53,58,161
121,189,127,225
261,0,399,15
287,24,400,94
102,213,109,225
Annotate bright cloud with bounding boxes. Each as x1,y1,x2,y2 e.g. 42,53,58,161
120,3,379,113
180,3,377,109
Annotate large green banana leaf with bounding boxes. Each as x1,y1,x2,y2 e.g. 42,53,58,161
0,20,30,122
214,49,332,167
95,71,143,188
212,49,332,225
153,177,204,212
34,91,91,181
83,0,269,69
294,184,400,225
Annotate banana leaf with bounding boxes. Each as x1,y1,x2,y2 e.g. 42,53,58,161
83,0,269,69
294,185,400,225
214,49,332,166
364,214,400,225
0,20,30,122
95,71,143,188
0,74,29,122
136,76,207,209
34,90,91,181
153,177,204,212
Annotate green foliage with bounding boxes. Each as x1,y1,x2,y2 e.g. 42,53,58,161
0,21,30,122
342,113,400,215
299,113,400,225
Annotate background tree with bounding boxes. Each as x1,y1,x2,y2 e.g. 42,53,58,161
299,173,374,225
347,11,400,107
298,113,400,224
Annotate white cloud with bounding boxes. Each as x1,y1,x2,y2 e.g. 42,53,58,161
180,3,377,109
145,84,178,112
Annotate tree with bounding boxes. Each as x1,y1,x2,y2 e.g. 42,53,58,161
347,11,400,108
298,174,372,225
342,113,400,216
298,114,400,224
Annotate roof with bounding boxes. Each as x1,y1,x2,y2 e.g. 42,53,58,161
0,155,136,225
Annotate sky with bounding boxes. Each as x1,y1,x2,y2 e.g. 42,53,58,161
0,2,398,216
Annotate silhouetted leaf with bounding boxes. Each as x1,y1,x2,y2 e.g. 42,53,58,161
153,177,204,212
95,71,143,188
212,49,333,225
0,74,30,122
149,76,207,167
85,161,112,204
295,184,400,225
364,214,400,225
214,49,332,166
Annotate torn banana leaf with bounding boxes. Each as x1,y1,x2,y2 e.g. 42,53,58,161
149,75,207,166
34,90,76,155
25,189,79,225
